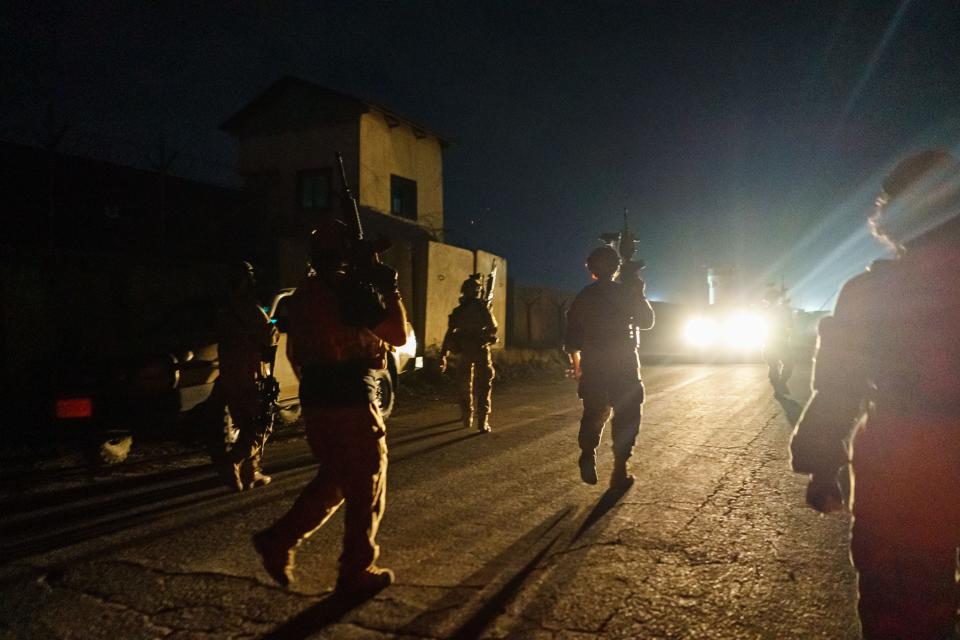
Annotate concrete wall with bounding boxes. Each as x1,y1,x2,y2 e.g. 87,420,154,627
359,111,444,237
237,122,360,237
422,241,473,352
420,242,507,353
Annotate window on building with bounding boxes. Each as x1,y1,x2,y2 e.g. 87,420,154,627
390,175,417,220
298,169,331,211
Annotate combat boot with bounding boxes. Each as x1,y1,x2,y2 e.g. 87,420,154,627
476,412,491,433
240,456,272,490
216,461,244,492
336,566,394,595
461,410,473,430
609,458,635,491
252,529,295,587
578,450,598,485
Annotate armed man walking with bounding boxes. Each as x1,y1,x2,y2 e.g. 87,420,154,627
790,149,960,639
565,242,654,491
439,272,498,432
761,286,794,397
213,261,279,492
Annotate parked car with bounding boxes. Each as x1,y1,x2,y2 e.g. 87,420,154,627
52,288,422,464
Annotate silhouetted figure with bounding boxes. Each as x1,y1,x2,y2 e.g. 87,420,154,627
761,287,794,397
791,149,960,639
565,245,654,490
214,261,278,491
253,218,407,595
439,275,498,432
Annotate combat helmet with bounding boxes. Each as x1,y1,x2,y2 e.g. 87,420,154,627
461,274,483,299
309,217,351,272
871,149,960,250
585,245,621,279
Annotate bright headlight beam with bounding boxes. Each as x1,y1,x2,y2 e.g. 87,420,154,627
684,317,717,347
722,313,767,349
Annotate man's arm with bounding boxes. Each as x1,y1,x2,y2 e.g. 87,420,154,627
372,292,407,347
627,279,655,330
790,277,872,511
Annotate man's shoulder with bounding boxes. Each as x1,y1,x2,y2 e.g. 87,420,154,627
831,260,898,320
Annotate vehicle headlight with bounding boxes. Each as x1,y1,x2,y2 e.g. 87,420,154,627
684,317,718,346
722,313,767,349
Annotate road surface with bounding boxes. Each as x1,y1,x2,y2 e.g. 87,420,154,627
0,364,859,639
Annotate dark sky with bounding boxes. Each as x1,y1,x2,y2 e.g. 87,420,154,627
3,0,959,308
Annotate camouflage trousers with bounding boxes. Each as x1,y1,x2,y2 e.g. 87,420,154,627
456,349,495,420
219,377,273,465
264,403,388,576
577,372,645,462
849,421,960,640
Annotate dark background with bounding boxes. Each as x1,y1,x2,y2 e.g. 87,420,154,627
3,0,958,308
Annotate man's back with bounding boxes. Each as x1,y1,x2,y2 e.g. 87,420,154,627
846,216,960,418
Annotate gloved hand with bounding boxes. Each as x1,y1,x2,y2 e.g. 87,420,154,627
367,263,399,295
439,353,448,373
805,473,844,514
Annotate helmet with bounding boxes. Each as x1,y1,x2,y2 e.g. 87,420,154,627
872,149,960,249
309,217,350,271
230,260,256,293
585,246,621,278
461,274,483,298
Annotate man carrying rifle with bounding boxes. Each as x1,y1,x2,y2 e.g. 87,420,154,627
214,261,278,492
439,270,499,432
565,219,654,491
253,155,407,595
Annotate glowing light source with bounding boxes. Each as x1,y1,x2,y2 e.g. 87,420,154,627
722,313,767,349
684,317,718,346
684,312,767,349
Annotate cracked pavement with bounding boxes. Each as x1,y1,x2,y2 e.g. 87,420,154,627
0,365,859,639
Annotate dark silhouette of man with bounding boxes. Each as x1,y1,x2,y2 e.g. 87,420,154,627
253,219,407,595
791,149,960,639
565,245,654,490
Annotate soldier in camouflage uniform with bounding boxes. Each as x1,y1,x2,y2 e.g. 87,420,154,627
215,261,279,491
791,150,960,639
253,219,406,594
440,275,498,433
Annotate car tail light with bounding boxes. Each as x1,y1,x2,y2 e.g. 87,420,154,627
56,397,94,419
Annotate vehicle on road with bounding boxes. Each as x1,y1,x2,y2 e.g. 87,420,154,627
51,289,422,464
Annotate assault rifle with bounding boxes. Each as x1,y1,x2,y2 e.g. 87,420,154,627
334,152,392,328
335,152,391,261
600,208,644,282
482,259,498,309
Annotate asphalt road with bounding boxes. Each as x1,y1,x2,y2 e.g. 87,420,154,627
0,364,860,639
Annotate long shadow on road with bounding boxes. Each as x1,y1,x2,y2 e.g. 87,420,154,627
0,419,486,565
397,506,573,639
259,590,378,640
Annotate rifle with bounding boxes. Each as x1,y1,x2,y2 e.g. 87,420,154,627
482,259,498,309
335,151,390,259
600,208,644,282
334,151,392,328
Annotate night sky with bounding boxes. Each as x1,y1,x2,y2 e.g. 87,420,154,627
3,1,959,309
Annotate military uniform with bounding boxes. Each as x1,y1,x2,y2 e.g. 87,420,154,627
441,278,498,432
253,245,407,593
762,298,794,396
216,271,279,491
565,259,654,488
791,151,960,638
